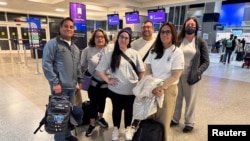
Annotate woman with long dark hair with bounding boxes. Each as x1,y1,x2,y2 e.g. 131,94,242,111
171,17,210,133
145,22,184,141
96,27,145,141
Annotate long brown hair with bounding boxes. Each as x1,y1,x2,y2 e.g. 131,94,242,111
176,17,199,46
151,22,177,59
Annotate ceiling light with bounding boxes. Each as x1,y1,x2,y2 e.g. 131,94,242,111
55,8,65,12
0,2,7,5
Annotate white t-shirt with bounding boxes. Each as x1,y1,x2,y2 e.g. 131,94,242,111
179,38,196,74
96,47,145,95
145,45,184,84
131,37,156,59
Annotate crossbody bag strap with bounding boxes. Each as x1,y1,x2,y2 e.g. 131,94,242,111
120,52,139,77
142,46,153,62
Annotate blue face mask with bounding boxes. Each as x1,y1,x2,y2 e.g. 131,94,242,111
185,26,195,35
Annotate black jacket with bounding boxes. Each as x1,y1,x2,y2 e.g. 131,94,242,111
187,36,210,85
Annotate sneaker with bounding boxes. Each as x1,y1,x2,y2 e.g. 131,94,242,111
131,119,140,129
112,127,119,141
125,127,132,141
65,136,78,141
85,125,95,137
98,118,109,128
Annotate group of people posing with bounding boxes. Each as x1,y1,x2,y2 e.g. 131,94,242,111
42,17,210,141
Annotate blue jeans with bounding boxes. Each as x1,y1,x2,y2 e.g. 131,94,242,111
50,88,76,141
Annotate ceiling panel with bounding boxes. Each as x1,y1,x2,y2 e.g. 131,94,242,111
0,0,219,19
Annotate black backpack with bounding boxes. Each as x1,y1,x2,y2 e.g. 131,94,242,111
132,119,164,141
34,95,72,135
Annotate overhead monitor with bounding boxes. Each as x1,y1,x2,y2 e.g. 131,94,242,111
107,14,120,25
125,11,140,24
148,9,166,23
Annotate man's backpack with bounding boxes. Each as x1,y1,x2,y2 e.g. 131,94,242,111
132,119,164,141
34,95,72,135
226,39,233,48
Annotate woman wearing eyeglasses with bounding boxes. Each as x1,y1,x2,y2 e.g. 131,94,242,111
80,28,110,137
144,22,184,141
170,17,210,133
96,27,145,141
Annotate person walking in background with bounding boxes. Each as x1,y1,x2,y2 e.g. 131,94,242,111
80,28,110,137
145,22,184,141
171,17,209,133
241,38,246,51
223,34,236,64
42,17,82,141
96,27,145,141
131,20,155,62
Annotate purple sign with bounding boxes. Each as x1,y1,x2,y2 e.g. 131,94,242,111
148,9,166,23
70,2,86,24
107,14,119,25
125,11,140,24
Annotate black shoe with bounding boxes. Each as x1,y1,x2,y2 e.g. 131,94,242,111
98,118,109,128
131,119,140,129
65,136,78,141
85,125,96,137
183,126,193,133
170,120,178,127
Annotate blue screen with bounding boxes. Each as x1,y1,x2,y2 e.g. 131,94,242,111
125,11,140,24
107,14,119,25
148,9,166,23
219,3,245,27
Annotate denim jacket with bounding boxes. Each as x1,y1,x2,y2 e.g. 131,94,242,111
42,36,82,88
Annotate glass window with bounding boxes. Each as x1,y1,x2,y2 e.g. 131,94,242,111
29,15,47,24
0,26,8,38
0,26,9,50
108,25,118,31
87,20,94,31
7,12,27,22
0,12,6,21
96,21,106,30
48,16,64,22
153,23,161,31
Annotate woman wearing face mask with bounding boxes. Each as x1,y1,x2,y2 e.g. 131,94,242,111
170,17,210,133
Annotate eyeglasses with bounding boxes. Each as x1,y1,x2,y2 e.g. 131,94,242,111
160,30,172,35
95,36,104,39
142,26,152,29
119,35,129,40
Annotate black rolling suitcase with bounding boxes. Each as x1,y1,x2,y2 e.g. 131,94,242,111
236,51,244,61
220,54,224,62
82,100,90,125
132,119,164,141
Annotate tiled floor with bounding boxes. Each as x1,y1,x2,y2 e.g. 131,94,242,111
0,52,250,141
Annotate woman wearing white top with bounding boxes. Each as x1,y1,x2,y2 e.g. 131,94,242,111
145,22,184,141
171,17,210,133
96,27,145,141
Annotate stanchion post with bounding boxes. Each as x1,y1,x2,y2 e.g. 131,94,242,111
34,48,41,75
16,39,23,64
23,44,29,68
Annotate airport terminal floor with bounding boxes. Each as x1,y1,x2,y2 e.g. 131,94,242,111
1,52,250,141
